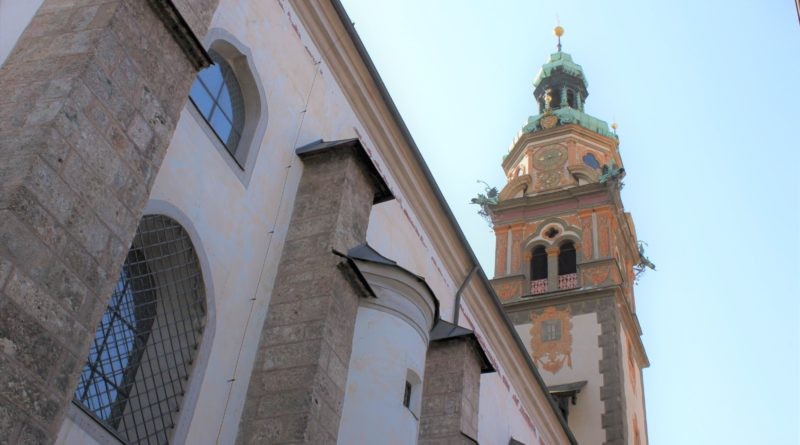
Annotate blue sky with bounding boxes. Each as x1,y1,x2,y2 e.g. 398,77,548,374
340,0,799,443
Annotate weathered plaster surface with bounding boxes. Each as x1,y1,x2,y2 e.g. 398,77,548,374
516,312,604,444
620,327,648,445
338,306,426,444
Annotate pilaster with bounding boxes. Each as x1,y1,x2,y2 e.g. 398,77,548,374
236,140,390,444
546,245,560,292
0,0,217,441
418,337,483,444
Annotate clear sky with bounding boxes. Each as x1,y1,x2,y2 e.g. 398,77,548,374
340,0,799,443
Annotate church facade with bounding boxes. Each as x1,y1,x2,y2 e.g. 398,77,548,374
0,1,647,444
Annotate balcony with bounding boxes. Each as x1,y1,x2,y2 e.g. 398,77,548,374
530,279,547,295
558,273,578,290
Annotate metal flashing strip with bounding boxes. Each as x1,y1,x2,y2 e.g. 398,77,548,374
296,139,394,204
339,243,440,323
429,320,495,374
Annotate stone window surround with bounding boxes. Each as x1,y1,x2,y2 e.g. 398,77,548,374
186,27,268,187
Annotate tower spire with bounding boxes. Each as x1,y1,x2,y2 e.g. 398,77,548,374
554,22,564,52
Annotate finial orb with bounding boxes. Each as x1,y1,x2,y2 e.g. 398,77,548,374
554,25,564,37
611,122,618,131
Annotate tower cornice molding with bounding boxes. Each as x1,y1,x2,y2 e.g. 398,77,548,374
491,184,612,226
504,124,619,173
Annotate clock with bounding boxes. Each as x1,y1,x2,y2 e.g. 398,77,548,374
538,171,562,188
540,114,558,129
533,145,567,171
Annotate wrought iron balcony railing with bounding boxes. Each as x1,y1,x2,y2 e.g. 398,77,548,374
530,279,548,295
558,273,578,290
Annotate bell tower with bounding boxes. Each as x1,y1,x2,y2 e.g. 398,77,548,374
488,27,650,445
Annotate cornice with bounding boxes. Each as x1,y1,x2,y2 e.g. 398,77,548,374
291,1,574,443
503,124,619,172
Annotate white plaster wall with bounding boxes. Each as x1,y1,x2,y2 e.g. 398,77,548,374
338,306,426,445
620,328,648,444
0,0,45,67
478,373,539,445
516,312,605,444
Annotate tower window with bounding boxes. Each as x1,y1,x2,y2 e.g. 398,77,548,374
541,319,561,342
567,89,576,108
403,369,422,418
74,215,206,444
558,241,577,275
582,153,600,169
531,246,548,280
549,88,562,108
403,381,412,408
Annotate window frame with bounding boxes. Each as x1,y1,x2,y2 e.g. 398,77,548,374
73,215,207,445
188,50,245,166
187,29,269,187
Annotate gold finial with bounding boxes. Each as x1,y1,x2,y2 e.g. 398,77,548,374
554,23,564,52
611,122,618,133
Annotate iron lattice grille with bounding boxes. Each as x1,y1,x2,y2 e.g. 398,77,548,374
75,215,206,444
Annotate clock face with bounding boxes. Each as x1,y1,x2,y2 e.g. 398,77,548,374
540,114,558,129
538,171,562,189
533,145,568,171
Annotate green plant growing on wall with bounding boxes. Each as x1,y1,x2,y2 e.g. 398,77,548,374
634,241,656,283
599,161,626,190
470,180,499,223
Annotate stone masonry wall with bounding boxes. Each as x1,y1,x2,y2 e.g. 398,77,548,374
236,145,384,444
0,1,217,442
419,338,483,444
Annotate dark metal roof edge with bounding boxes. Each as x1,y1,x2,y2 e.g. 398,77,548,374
548,380,588,395
429,320,494,374
343,244,441,327
296,138,394,204
328,2,577,442
347,243,398,266
332,249,376,299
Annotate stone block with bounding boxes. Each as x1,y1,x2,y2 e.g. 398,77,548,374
0,299,66,380
256,387,314,418
249,367,318,396
260,340,323,371
16,423,48,445
0,402,22,445
0,255,11,289
0,355,61,425
4,268,87,355
241,414,310,445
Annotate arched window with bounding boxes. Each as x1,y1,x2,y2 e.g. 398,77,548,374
531,246,548,280
558,241,577,275
74,215,206,444
567,89,576,108
189,49,245,156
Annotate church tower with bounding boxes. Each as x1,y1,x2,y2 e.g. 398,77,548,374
488,27,650,445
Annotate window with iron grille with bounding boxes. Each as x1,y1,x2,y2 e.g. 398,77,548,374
74,215,206,444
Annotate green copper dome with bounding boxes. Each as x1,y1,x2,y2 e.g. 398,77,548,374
533,52,588,89
524,50,615,139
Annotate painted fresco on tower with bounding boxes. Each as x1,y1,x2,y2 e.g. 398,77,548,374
530,307,573,373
